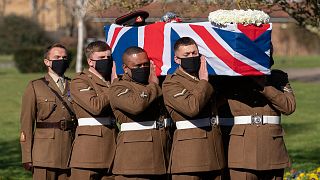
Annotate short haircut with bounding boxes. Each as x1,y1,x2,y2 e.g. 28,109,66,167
44,43,68,59
85,40,111,58
122,46,146,65
174,37,198,52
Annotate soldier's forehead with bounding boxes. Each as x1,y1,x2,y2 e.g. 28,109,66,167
49,47,67,55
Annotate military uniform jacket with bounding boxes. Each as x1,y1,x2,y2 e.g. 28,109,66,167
69,69,117,169
109,74,168,175
20,74,74,169
162,69,226,174
225,71,296,170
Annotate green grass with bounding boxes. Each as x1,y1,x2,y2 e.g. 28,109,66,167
0,68,319,179
282,81,320,171
273,56,320,69
0,55,13,63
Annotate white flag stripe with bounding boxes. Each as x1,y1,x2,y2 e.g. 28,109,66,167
106,24,117,45
138,26,145,48
111,27,131,52
161,24,173,75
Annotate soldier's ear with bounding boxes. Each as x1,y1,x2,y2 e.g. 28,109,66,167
88,58,94,67
44,59,50,67
123,64,128,73
174,55,181,65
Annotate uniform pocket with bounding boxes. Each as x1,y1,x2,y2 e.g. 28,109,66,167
76,126,102,137
123,130,153,143
115,131,154,170
32,129,55,163
34,128,55,139
268,126,289,164
173,129,210,168
228,126,246,163
37,96,56,120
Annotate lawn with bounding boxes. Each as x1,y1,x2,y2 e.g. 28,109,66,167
0,64,319,179
273,56,320,69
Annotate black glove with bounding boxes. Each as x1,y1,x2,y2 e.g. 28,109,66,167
267,69,289,91
22,162,33,171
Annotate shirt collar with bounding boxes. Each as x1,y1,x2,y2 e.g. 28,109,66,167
48,71,64,83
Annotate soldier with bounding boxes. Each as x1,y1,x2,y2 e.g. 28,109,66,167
109,46,170,179
115,10,149,26
225,74,296,180
68,41,117,180
20,43,76,180
162,37,225,180
226,49,296,179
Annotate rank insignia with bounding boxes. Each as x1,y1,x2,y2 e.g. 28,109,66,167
140,91,148,98
20,131,26,142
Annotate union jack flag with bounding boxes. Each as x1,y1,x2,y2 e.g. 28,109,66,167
104,22,272,76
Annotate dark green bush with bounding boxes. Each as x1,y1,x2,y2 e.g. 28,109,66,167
14,47,46,73
13,47,87,73
0,15,52,54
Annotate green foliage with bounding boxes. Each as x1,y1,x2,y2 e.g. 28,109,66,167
13,48,87,73
13,47,46,73
0,14,52,54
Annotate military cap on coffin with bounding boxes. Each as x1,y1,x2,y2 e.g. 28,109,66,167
115,10,149,26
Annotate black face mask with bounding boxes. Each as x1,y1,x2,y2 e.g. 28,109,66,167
130,67,150,85
179,55,201,74
51,60,69,76
95,58,113,80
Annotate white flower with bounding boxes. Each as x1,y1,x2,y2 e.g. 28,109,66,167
208,9,270,26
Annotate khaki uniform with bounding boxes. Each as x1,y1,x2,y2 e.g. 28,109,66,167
69,69,117,178
162,69,225,177
225,71,296,179
109,74,169,177
20,73,74,179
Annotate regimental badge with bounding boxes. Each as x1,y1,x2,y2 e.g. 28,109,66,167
135,16,143,23
20,131,26,142
140,91,148,98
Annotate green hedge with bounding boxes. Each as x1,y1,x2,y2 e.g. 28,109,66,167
13,48,87,73
0,15,51,54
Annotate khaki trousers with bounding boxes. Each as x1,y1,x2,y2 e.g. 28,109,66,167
70,168,114,180
230,168,284,180
33,167,70,180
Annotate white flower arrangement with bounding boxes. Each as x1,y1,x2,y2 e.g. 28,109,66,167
208,9,270,26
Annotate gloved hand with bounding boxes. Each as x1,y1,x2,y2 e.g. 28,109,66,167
22,162,33,171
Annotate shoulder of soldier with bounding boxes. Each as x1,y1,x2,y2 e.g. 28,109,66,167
29,77,47,86
110,77,132,90
162,73,181,86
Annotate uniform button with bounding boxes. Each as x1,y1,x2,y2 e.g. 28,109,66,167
254,100,258,104
62,106,65,109
45,99,48,102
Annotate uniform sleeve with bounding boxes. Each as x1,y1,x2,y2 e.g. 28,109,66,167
162,78,214,118
20,81,36,163
70,76,110,115
261,84,296,115
110,82,162,115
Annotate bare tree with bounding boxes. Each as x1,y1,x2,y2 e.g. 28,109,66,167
63,0,92,73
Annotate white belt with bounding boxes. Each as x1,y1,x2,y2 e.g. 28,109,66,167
120,118,172,131
234,115,281,125
78,117,115,126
